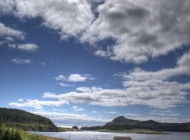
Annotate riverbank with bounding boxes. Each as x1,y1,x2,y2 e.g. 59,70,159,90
30,131,190,140
97,129,169,134
23,131,66,140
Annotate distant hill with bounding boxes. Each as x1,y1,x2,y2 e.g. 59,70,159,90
81,116,190,132
0,108,59,132
105,116,140,126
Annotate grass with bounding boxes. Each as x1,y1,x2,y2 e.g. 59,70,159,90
20,131,65,140
0,126,65,140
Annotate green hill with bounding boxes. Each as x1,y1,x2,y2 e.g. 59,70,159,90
105,116,140,126
0,108,59,132
81,116,190,132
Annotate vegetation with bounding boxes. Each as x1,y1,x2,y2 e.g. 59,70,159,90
72,126,79,129
97,128,168,134
0,108,59,132
0,127,64,140
57,127,73,132
19,130,65,140
81,116,190,132
0,127,22,140
0,116,64,140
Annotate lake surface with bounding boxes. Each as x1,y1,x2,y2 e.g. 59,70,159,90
31,131,190,140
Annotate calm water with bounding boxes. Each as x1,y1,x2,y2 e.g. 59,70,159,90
31,131,190,140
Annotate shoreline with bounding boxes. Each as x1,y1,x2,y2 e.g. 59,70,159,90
22,130,66,140
93,129,170,134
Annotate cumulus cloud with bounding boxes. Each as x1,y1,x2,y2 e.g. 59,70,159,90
54,74,95,84
9,99,68,110
0,22,24,40
55,75,66,81
58,83,74,87
12,58,32,64
1,0,190,63
32,111,108,127
0,23,38,52
132,56,148,64
8,44,17,49
10,50,190,109
68,74,95,82
43,81,190,108
106,112,116,114
92,111,98,113
121,50,190,81
0,0,94,39
71,106,84,112
81,0,190,63
9,80,190,109
0,22,25,45
17,98,23,102
40,62,45,65
17,43,39,52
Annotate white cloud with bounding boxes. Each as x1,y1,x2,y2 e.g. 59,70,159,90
17,98,23,102
150,112,179,117
0,0,15,14
106,112,116,114
1,1,190,63
119,50,190,82
132,55,148,64
5,37,15,42
58,83,74,87
71,106,84,112
12,58,32,64
81,0,190,63
125,113,140,117
55,75,66,81
17,43,39,52
0,0,94,40
42,82,190,108
31,110,108,127
9,99,68,109
55,74,95,82
0,22,24,40
42,92,58,99
8,44,17,49
68,74,87,82
68,74,95,82
9,51,190,109
40,62,45,65
9,81,190,109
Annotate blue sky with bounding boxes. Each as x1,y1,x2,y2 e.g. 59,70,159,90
0,0,190,127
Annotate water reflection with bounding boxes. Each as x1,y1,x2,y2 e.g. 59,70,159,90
31,131,190,140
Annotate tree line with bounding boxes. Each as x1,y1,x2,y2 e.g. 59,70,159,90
0,108,59,132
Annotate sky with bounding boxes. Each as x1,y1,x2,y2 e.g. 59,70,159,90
0,0,190,127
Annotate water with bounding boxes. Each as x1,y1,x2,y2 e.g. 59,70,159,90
31,131,190,140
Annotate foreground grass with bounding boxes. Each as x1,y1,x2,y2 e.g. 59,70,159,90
21,131,65,140
0,127,65,140
97,129,168,134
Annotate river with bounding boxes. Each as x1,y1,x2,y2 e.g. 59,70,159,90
31,131,190,140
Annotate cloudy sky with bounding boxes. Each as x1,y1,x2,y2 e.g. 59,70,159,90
0,0,190,127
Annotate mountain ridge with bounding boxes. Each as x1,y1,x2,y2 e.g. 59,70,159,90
81,116,190,132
